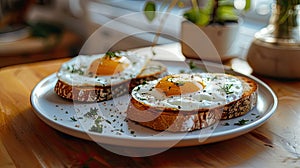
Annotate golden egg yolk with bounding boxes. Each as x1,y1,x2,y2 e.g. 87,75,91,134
88,55,130,76
155,76,204,96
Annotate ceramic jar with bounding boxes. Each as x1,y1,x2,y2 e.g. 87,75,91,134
181,21,239,62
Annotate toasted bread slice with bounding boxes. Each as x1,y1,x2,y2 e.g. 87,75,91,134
54,61,167,102
126,74,258,132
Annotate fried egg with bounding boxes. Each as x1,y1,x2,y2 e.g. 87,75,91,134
57,51,150,87
131,73,246,111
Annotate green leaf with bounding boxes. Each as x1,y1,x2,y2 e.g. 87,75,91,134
183,9,199,23
183,9,210,26
218,0,234,7
144,1,156,22
203,0,215,14
244,0,251,11
196,11,211,26
216,6,238,22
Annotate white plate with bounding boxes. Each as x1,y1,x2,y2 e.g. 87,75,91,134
30,60,278,148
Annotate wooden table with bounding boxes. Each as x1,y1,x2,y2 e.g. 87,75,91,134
1,45,300,167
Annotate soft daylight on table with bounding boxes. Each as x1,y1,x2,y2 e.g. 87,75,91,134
1,0,300,167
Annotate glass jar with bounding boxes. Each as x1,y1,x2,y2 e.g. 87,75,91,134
255,1,300,45
247,1,300,79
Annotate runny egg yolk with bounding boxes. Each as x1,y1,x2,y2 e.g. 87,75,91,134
155,76,204,96
88,55,130,76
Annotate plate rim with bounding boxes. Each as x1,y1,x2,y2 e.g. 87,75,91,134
30,60,278,148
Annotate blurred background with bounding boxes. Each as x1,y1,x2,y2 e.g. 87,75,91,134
0,0,274,67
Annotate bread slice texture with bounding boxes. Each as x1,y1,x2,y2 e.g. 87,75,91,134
54,61,167,102
126,75,258,132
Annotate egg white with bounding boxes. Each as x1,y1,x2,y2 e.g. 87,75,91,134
57,52,150,87
131,73,244,111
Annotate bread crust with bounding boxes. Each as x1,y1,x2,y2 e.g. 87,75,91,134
54,61,167,102
126,75,258,132
127,98,223,132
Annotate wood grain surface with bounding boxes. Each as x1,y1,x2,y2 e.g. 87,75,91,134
1,55,300,167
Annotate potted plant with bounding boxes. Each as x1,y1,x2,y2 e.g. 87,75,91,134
144,0,251,61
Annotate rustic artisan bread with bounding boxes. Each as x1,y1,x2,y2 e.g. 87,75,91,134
54,60,167,102
126,73,258,132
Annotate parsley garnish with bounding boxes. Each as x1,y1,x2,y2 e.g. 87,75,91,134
95,116,104,125
89,124,103,133
89,116,105,133
168,77,185,86
84,107,99,118
136,86,141,91
105,51,121,58
68,64,84,75
70,116,77,121
234,119,249,126
223,122,230,126
138,97,147,101
189,61,197,70
211,76,218,81
220,84,234,94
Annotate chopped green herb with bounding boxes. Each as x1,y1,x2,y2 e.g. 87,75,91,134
138,97,147,101
68,64,84,75
105,51,121,58
220,84,234,94
189,61,197,70
70,116,77,121
95,116,104,125
211,76,218,81
89,124,103,133
168,77,185,86
84,107,99,118
234,119,249,126
136,86,141,91
223,122,230,126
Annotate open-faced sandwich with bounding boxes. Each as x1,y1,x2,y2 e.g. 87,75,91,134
54,51,166,102
126,73,258,132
